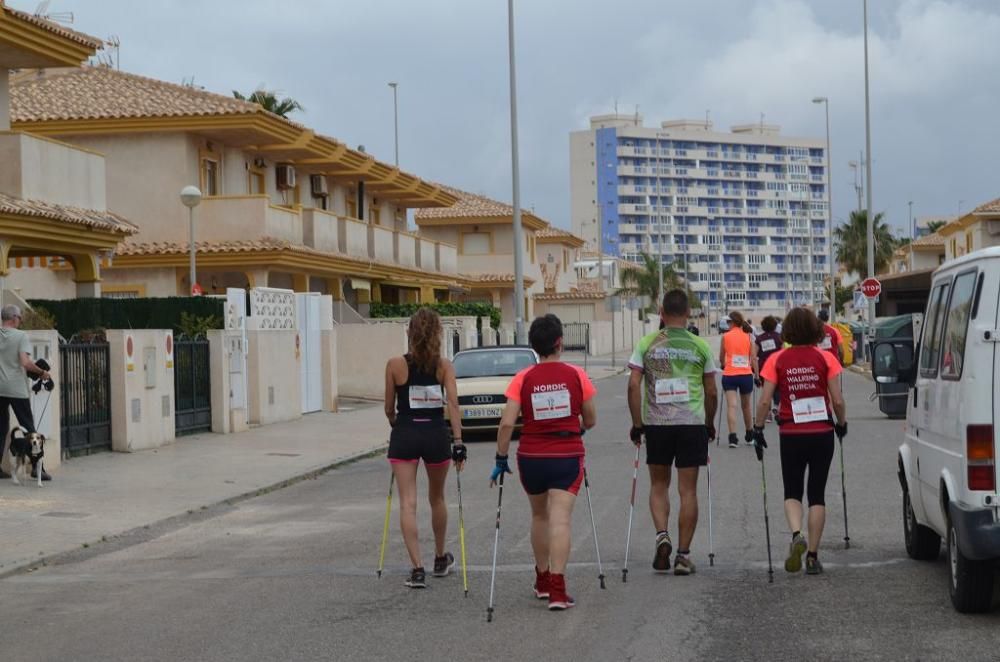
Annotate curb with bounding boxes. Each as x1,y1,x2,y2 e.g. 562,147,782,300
0,442,389,580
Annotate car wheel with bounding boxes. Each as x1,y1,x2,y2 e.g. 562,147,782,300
903,489,940,561
947,518,994,613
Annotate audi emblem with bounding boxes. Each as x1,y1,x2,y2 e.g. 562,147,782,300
472,395,494,404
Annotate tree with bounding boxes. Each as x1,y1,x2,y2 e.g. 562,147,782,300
232,89,304,118
926,219,948,233
614,253,698,318
834,210,900,277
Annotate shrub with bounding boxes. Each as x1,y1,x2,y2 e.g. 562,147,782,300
369,301,501,329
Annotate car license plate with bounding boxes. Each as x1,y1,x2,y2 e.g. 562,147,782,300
463,406,503,419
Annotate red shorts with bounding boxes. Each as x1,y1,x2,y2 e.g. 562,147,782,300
516,456,584,495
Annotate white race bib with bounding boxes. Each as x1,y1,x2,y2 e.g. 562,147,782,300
819,336,833,350
655,378,690,404
531,389,572,421
409,385,443,409
791,396,828,424
760,339,776,352
732,354,750,368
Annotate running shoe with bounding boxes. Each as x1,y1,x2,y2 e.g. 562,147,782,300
653,531,673,573
547,573,576,610
806,556,824,575
745,430,755,446
673,554,696,576
785,533,808,573
432,552,455,577
534,567,551,599
405,567,427,588
728,433,739,449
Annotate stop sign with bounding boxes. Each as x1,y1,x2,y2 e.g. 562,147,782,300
860,277,882,299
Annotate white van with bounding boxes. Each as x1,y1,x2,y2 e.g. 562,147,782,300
873,247,1000,613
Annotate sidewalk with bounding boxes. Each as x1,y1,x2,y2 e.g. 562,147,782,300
0,401,390,576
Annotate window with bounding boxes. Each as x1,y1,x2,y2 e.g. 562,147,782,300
370,205,381,225
462,232,491,255
919,281,950,377
966,232,973,253
346,189,357,218
248,167,266,195
940,271,977,380
200,157,220,196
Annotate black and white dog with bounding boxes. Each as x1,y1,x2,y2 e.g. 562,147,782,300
9,427,45,487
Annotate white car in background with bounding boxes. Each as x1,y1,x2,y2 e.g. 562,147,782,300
448,346,537,441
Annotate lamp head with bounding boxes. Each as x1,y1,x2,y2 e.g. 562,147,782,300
812,96,827,104
180,185,202,208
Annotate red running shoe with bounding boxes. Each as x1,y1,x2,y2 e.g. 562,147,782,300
534,567,551,599
547,573,576,610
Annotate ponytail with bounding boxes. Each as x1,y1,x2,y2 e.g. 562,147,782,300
728,311,752,334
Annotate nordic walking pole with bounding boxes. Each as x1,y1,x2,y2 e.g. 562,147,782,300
456,469,469,597
756,442,774,584
376,471,395,579
707,452,715,567
622,443,641,582
486,472,505,623
583,467,606,589
837,429,850,549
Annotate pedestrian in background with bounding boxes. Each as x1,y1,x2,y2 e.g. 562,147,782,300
817,309,844,365
752,307,847,575
627,290,718,575
0,304,51,481
491,314,597,610
718,311,758,448
754,315,783,421
383,307,465,588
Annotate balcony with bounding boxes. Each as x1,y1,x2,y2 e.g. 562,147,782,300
0,132,107,210
199,195,303,244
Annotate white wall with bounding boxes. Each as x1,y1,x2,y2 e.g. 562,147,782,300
107,329,176,452
0,133,106,210
337,323,407,399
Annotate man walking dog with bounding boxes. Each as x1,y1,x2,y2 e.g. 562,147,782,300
0,305,52,481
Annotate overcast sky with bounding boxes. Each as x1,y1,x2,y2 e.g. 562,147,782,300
18,0,1000,234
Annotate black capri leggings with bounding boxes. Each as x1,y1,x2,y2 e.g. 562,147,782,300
779,431,835,506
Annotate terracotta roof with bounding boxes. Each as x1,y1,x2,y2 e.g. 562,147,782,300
414,184,548,228
462,272,536,286
534,290,607,301
0,192,136,234
911,232,945,249
536,225,585,246
973,197,1000,214
2,4,103,50
10,66,267,123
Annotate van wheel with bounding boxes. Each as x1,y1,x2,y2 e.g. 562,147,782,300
903,490,940,560
947,519,994,613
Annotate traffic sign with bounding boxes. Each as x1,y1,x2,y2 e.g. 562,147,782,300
860,277,882,300
852,290,868,310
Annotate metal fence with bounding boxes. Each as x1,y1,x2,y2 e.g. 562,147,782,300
562,322,590,352
60,340,112,456
174,336,212,436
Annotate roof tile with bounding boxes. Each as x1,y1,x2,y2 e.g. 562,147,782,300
974,197,1000,214
0,192,136,234
3,4,103,49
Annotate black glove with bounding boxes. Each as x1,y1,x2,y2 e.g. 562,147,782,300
629,426,644,446
706,423,716,442
752,426,768,462
754,376,763,388
451,443,467,464
834,422,848,441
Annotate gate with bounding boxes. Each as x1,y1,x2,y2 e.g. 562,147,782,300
174,336,212,436
562,322,590,351
60,340,112,455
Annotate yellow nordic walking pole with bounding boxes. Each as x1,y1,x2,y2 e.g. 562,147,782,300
376,471,395,579
456,469,469,597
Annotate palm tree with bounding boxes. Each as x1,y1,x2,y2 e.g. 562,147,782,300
614,253,696,318
926,219,948,233
233,89,304,118
834,210,899,276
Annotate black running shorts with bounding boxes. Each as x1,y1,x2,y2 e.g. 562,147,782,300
779,431,835,506
644,425,709,468
388,420,451,466
517,456,584,495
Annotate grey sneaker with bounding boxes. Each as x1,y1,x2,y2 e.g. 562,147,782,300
405,567,427,588
653,532,673,573
806,556,824,575
785,533,808,573
673,554,696,576
432,552,455,577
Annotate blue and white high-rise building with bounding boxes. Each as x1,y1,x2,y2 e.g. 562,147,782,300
570,114,830,317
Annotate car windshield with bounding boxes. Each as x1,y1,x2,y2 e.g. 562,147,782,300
453,350,536,378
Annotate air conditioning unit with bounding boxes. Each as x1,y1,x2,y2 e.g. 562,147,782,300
310,174,328,197
276,164,296,190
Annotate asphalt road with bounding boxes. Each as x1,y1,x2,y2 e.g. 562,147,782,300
4,371,999,661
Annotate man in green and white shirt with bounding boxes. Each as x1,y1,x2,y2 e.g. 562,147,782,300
627,289,718,575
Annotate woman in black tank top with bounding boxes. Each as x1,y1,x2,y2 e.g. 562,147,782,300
383,308,464,588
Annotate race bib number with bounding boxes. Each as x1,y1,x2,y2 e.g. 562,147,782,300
819,336,833,350
655,378,690,404
408,385,443,409
531,389,572,420
791,396,828,424
760,339,776,352
732,354,750,368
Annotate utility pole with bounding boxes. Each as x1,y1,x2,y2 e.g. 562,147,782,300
506,0,525,344
863,0,877,332
908,200,914,271
388,82,399,167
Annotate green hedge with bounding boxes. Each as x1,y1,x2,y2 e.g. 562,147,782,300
29,297,225,338
369,301,501,329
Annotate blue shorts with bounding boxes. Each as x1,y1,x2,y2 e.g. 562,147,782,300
517,456,584,496
722,374,754,394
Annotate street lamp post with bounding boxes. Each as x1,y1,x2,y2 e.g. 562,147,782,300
812,96,835,322
507,0,526,344
908,200,914,271
388,82,399,167
863,0,876,330
180,185,202,295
